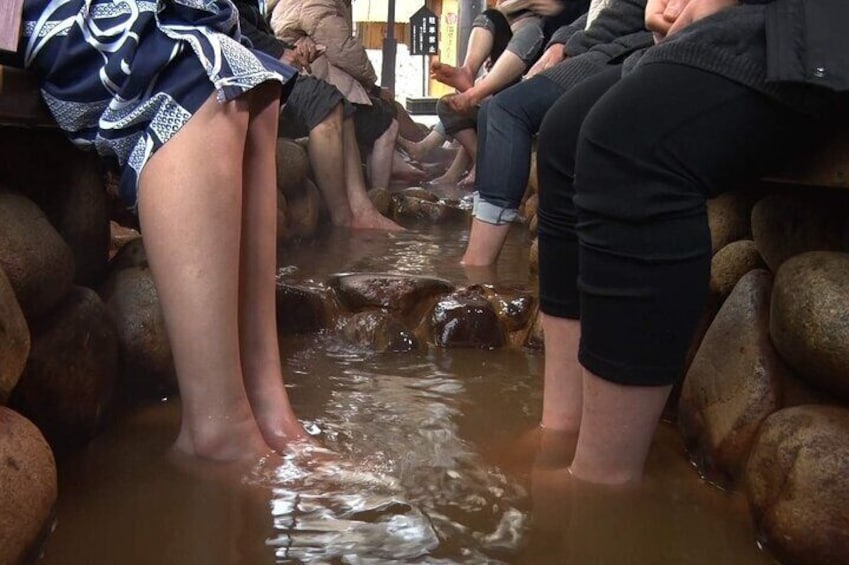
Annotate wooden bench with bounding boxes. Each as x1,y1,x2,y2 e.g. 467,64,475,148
0,65,55,127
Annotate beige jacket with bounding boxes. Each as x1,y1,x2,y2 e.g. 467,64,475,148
269,0,377,105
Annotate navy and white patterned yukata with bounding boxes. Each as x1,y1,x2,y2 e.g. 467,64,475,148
21,0,298,209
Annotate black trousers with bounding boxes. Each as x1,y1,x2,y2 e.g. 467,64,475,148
537,63,825,386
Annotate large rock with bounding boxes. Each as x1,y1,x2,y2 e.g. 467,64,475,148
477,285,535,332
391,193,469,224
751,192,849,272
100,240,176,398
367,187,392,216
286,178,320,239
0,268,29,404
0,191,75,320
0,130,108,286
0,407,57,565
275,278,338,335
10,287,118,456
678,270,790,486
707,192,754,254
770,252,849,400
745,405,849,565
341,311,418,353
426,288,506,349
276,138,310,197
329,273,454,319
709,240,766,302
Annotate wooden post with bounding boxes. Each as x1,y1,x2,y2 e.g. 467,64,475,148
380,0,397,91
1,0,25,53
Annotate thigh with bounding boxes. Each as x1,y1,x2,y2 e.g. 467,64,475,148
353,97,395,147
437,96,478,137
575,63,824,222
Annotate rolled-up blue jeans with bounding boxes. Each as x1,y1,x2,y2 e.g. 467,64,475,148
473,75,565,225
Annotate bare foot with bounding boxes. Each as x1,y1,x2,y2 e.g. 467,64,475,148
172,415,274,464
429,171,464,186
351,209,405,231
430,61,475,92
392,166,428,183
447,90,482,114
458,167,476,188
397,137,426,162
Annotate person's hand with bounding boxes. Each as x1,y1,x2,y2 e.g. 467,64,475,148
526,0,565,16
280,48,305,71
646,0,737,43
645,0,681,42
294,36,325,65
665,0,738,38
378,86,395,103
525,43,566,79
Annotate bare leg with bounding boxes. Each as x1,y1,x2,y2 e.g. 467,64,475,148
569,371,671,485
239,83,309,450
392,100,428,141
307,103,353,227
448,51,527,113
459,164,476,187
397,128,447,162
137,92,269,462
430,26,493,92
540,315,583,432
367,118,399,190
342,118,404,231
391,149,427,182
431,147,471,185
461,218,511,266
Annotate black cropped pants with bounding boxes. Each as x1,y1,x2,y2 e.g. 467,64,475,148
537,63,825,386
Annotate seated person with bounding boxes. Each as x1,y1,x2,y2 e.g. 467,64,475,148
268,0,425,187
462,0,651,264
235,0,402,230
426,0,590,187
20,0,311,465
431,0,590,113
536,0,844,485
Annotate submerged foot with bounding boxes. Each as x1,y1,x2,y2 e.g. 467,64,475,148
351,209,405,231
430,61,475,92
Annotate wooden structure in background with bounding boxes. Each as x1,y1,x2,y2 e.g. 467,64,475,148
1,0,25,53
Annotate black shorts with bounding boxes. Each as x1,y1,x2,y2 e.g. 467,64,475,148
279,75,354,138
352,96,396,148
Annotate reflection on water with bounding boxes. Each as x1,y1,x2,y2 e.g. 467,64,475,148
39,225,771,564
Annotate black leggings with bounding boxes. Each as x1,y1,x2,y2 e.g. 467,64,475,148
537,63,823,386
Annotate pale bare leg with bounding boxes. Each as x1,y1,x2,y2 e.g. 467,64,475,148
342,118,404,231
461,218,511,266
391,149,428,182
137,92,269,462
430,26,493,92
307,103,353,227
540,315,583,432
459,165,476,187
448,50,527,113
431,147,471,185
397,128,447,162
367,118,399,190
569,371,671,485
239,83,309,450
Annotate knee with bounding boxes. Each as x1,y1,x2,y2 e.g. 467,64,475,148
312,103,344,135
376,118,398,145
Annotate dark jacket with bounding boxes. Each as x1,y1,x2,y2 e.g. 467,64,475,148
760,0,849,91
232,0,290,59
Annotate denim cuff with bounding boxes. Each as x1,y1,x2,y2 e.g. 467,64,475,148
473,192,520,225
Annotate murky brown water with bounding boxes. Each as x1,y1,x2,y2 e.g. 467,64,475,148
38,217,774,564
